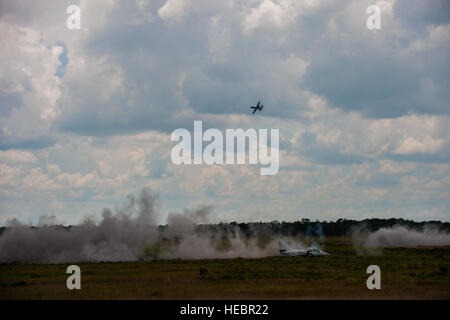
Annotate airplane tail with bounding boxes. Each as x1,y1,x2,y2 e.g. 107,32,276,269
278,240,290,253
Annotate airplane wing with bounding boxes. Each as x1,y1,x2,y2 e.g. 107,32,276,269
256,101,260,107
252,108,257,114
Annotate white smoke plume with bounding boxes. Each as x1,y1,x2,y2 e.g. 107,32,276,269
365,225,450,247
0,188,297,263
0,189,160,263
352,224,450,255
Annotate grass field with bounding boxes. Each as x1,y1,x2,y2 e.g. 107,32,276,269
1,237,449,299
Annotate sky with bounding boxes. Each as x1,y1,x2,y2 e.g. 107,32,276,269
0,0,449,225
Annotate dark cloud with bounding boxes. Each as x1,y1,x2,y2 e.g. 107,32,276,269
304,54,424,118
395,0,450,30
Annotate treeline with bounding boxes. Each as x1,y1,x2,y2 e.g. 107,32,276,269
195,218,450,238
1,218,449,238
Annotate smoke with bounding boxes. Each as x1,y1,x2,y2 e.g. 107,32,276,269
0,189,161,263
0,188,297,263
365,225,450,247
305,222,325,249
351,224,450,255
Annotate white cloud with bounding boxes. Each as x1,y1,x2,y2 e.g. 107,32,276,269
242,0,323,34
0,0,449,224
0,21,63,147
0,150,37,164
378,160,416,174
158,0,191,22
394,136,445,155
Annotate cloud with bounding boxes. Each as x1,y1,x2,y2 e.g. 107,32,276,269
3,0,448,140
394,136,445,155
242,0,293,34
0,150,37,164
158,0,191,22
242,0,322,34
0,0,449,224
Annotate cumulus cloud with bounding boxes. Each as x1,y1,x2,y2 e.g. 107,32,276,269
0,150,37,164
0,0,449,224
0,21,62,149
158,0,191,22
394,136,445,155
242,0,322,34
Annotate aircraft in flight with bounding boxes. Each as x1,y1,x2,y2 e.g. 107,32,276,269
250,101,264,114
279,240,330,257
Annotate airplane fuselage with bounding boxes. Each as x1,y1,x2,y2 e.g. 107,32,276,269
250,101,264,114
279,241,329,257
280,249,329,257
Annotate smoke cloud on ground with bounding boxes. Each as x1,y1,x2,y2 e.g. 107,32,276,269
351,224,450,255
0,188,305,263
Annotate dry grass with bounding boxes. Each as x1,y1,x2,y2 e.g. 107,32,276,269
1,237,449,299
